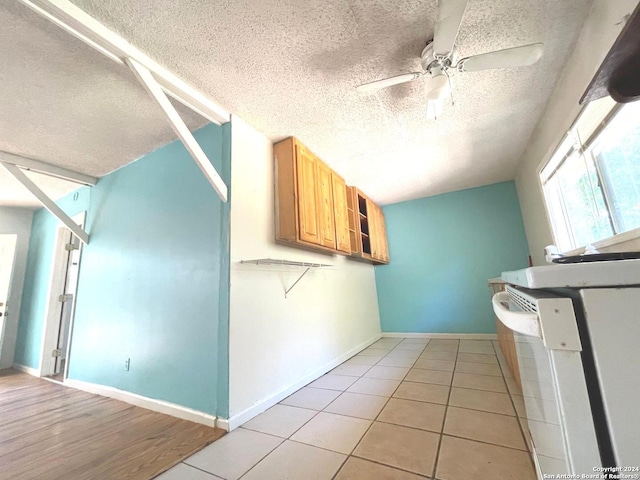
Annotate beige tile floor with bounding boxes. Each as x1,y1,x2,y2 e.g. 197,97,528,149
156,337,536,480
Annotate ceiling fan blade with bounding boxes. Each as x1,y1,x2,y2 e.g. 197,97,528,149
433,0,469,57
356,72,422,92
458,43,544,72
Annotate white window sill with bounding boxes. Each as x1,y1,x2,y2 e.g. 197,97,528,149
563,227,640,256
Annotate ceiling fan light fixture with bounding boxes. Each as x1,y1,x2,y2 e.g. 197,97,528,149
427,73,450,100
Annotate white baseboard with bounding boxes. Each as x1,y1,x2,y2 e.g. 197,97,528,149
382,333,498,340
64,378,219,428
216,418,230,431
12,363,41,376
225,332,383,431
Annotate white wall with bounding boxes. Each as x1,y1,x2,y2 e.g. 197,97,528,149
228,116,381,427
515,0,639,266
0,206,33,368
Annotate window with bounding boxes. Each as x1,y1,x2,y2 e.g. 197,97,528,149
540,97,640,251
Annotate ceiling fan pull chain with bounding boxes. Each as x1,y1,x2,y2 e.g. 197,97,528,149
445,69,455,106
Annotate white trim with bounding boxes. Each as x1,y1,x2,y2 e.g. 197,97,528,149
225,333,382,431
126,59,228,203
62,216,85,381
382,332,498,340
564,226,640,256
38,212,85,378
12,363,41,376
19,0,230,126
0,163,89,244
215,418,230,431
64,378,218,428
0,151,97,186
38,227,70,377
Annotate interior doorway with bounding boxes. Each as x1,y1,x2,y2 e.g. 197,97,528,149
40,213,85,381
0,235,18,360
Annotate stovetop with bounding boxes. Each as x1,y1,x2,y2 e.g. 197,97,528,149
501,258,640,289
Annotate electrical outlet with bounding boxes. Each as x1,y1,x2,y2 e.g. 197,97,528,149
124,357,130,371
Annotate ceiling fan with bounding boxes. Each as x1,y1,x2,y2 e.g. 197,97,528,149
356,0,544,112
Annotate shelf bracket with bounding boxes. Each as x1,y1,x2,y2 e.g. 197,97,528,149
239,258,332,299
126,58,228,203
1,161,89,244
284,267,311,299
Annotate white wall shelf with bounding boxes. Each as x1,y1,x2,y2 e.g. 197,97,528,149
239,258,332,298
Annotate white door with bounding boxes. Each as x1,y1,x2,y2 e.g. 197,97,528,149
0,234,18,357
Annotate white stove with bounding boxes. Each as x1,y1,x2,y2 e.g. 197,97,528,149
501,258,640,288
497,258,640,477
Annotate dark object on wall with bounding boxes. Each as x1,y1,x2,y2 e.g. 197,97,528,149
580,3,640,104
552,252,640,264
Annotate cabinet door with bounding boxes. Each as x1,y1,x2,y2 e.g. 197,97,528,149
377,207,390,262
367,199,380,260
295,145,321,245
332,174,351,253
316,159,337,249
346,186,360,255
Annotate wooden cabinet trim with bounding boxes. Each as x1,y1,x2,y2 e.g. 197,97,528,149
332,174,351,254
316,159,337,249
295,144,323,245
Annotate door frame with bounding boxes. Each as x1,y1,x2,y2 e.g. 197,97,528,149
38,212,85,378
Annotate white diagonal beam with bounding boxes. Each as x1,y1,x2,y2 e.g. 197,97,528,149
19,0,230,126
0,151,97,186
126,58,228,203
1,162,89,245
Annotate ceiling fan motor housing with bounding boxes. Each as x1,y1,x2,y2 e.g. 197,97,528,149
421,41,454,73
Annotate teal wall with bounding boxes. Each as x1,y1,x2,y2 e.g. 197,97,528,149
375,181,529,334
14,123,231,417
14,188,91,368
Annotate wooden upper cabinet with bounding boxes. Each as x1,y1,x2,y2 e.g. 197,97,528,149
295,144,321,245
274,137,346,255
316,160,337,249
332,174,351,254
348,188,389,265
274,137,389,262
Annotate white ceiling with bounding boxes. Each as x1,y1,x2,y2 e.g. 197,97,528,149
1,0,593,207
0,1,206,207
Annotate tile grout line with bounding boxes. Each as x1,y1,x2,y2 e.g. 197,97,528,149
437,432,531,453
430,339,459,480
331,337,429,480
329,337,406,480
192,427,286,480
180,462,226,479
504,376,536,469
344,456,432,479
493,340,537,471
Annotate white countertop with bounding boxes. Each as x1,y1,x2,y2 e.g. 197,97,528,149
501,258,640,289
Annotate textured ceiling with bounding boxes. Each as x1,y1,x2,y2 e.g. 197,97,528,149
71,0,593,205
0,170,79,209
0,1,206,206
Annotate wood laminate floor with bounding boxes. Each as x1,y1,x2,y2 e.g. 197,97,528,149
0,369,225,480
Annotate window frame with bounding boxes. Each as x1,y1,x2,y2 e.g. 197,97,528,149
538,99,640,253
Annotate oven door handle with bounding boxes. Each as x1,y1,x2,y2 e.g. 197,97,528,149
492,292,542,338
